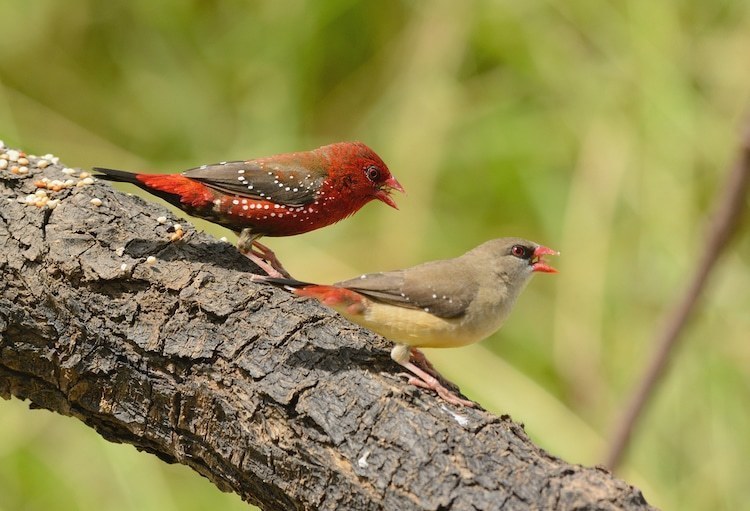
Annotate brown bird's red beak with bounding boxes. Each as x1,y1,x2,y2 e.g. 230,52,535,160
374,176,405,210
531,245,559,273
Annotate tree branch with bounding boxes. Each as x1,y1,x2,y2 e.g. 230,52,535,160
0,144,654,510
604,118,750,470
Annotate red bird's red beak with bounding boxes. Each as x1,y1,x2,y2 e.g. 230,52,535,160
374,176,405,210
531,245,559,273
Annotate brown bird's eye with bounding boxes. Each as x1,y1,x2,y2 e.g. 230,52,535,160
511,245,529,258
365,165,381,182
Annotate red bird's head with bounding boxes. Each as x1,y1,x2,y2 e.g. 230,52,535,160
322,141,404,211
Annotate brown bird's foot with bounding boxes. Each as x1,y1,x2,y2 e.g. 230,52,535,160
241,241,292,279
390,344,473,406
409,348,443,381
400,361,475,408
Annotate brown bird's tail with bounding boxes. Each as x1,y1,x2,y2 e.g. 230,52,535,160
253,276,367,313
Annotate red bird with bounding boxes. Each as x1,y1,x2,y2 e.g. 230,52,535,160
95,141,403,277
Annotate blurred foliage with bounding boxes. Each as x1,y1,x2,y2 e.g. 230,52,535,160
1,1,749,510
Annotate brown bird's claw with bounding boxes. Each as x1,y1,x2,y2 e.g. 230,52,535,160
400,361,475,408
242,240,292,279
409,348,442,380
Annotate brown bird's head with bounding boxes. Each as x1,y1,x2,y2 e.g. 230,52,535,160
467,237,558,296
321,141,404,211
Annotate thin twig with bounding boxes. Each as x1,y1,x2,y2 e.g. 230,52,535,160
605,118,750,470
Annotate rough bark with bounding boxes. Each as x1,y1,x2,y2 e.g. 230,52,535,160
0,145,655,511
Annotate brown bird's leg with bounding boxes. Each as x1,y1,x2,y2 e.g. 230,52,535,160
409,348,446,381
391,345,475,407
237,229,291,278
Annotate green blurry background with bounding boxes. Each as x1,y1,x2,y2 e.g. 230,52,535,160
1,1,749,510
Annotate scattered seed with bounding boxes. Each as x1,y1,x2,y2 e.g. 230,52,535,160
18,166,28,174
115,247,125,256
79,171,90,179
156,216,167,224
170,225,184,242
90,198,102,207
62,167,75,175
17,157,29,166
146,256,157,265
37,159,50,169
47,199,60,209
120,263,128,271
0,160,7,170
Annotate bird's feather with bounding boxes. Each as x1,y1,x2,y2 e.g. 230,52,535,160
182,161,327,207
336,259,478,319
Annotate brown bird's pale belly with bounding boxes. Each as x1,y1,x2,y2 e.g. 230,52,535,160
338,301,507,349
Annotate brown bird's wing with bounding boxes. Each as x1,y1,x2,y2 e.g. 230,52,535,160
182,161,327,207
336,260,478,319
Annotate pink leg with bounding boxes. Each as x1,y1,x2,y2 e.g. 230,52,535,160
242,250,287,278
391,344,472,406
409,348,446,381
248,240,291,278
400,361,475,407
236,229,291,278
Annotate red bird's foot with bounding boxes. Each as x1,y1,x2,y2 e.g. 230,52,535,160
241,240,291,279
400,361,475,408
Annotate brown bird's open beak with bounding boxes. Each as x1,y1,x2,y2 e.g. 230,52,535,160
374,176,405,210
531,245,559,273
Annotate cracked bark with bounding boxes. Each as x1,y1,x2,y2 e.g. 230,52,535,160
0,147,656,511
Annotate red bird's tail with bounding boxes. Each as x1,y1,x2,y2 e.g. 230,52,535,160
94,167,215,208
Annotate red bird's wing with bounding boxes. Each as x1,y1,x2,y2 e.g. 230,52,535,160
182,161,327,207
335,260,478,319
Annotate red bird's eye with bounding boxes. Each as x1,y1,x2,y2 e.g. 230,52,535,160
365,165,381,182
511,245,528,258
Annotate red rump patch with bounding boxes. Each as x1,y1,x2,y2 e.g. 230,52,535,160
136,174,215,207
294,285,366,315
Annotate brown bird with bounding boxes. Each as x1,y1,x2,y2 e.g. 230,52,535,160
255,237,558,406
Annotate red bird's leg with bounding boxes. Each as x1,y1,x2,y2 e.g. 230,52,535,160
236,229,291,279
391,345,475,407
250,241,291,278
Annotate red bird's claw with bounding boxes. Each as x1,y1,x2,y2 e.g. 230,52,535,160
250,241,292,278
241,250,288,279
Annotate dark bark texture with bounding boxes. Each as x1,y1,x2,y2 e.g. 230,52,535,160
0,146,656,511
